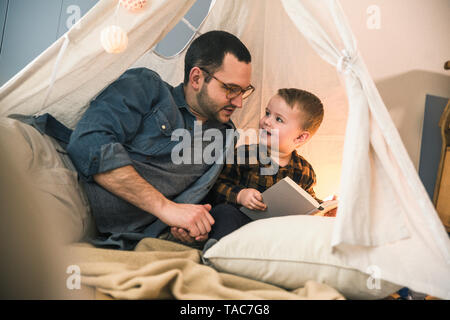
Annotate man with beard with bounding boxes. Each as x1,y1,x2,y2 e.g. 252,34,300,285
64,30,254,249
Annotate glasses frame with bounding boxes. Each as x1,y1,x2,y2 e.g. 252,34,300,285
199,67,255,100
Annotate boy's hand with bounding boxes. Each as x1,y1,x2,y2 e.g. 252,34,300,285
237,188,267,211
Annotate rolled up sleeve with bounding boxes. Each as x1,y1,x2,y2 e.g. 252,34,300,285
67,68,160,181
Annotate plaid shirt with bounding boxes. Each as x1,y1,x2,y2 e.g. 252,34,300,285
209,144,321,206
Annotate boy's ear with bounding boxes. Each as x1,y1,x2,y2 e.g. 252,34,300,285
295,131,311,145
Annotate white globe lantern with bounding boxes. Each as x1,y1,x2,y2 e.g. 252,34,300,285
100,25,128,54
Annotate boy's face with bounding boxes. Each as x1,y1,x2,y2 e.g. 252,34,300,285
259,94,310,153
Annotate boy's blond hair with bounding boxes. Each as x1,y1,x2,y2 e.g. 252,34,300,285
277,88,324,135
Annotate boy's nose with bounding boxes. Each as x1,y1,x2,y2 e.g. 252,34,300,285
263,116,272,127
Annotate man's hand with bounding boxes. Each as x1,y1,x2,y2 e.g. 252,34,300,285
237,188,266,211
93,165,214,239
170,227,208,243
161,203,214,238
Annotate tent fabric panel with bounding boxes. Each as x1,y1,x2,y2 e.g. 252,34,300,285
281,0,450,298
0,0,197,128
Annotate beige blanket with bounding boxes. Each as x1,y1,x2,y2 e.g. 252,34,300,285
65,238,345,300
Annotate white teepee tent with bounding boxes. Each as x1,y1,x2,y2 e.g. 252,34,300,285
0,0,449,299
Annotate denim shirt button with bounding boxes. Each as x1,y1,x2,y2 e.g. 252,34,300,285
161,125,166,130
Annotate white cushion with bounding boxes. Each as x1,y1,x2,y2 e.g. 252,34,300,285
203,215,403,299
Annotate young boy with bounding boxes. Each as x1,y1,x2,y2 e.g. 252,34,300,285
205,88,329,241
170,88,333,245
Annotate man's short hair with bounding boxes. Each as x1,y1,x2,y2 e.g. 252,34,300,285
184,30,251,84
277,88,324,134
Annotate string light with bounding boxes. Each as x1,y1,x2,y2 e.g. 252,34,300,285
101,25,128,54
100,1,149,54
119,0,148,12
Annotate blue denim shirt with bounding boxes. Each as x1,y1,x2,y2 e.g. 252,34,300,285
64,68,237,248
11,68,237,249
67,68,235,203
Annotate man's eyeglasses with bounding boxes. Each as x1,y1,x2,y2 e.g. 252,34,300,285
199,67,255,100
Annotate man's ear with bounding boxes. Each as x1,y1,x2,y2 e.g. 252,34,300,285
295,131,310,145
189,67,203,91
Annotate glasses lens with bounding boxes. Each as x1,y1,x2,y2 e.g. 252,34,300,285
226,86,241,99
241,87,255,99
227,86,255,100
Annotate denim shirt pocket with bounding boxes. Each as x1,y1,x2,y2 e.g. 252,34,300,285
154,108,173,137
131,107,178,157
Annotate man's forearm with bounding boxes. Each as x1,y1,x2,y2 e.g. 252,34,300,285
93,165,168,218
93,165,215,238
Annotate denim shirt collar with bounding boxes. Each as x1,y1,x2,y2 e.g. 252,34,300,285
172,83,190,111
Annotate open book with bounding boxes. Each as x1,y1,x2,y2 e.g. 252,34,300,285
240,177,338,220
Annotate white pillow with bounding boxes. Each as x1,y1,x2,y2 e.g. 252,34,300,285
203,215,403,300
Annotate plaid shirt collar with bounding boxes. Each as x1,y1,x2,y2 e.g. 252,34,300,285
256,146,303,170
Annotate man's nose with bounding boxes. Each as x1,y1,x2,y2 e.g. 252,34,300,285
230,94,243,108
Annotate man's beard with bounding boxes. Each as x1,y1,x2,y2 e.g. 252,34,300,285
194,84,234,123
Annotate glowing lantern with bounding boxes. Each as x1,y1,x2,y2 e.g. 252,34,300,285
119,0,148,12
101,25,128,54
